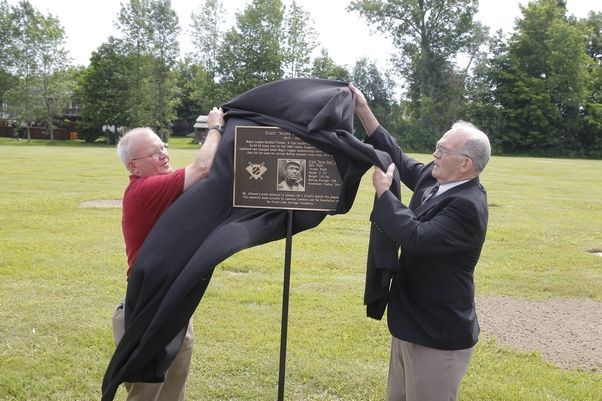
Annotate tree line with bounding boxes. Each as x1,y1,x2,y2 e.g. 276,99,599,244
1,0,601,157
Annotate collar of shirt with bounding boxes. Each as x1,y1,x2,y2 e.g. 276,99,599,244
436,180,469,196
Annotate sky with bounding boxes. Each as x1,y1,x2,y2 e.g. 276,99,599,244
7,0,602,69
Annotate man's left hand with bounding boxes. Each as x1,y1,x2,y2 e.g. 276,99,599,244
372,163,395,198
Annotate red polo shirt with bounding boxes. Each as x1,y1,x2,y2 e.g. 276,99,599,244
121,168,185,277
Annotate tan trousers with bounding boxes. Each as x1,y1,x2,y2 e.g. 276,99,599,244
112,303,194,401
387,337,474,401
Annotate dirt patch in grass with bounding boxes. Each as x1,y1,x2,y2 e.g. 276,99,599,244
477,296,602,372
79,199,121,208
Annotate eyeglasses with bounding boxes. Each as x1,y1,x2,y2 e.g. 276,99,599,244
130,144,169,161
434,143,471,160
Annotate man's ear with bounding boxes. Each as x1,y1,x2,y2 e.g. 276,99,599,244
127,160,137,175
460,157,473,173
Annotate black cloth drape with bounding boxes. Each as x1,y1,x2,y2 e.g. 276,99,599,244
101,79,399,401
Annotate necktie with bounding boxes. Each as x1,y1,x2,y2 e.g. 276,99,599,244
421,184,439,204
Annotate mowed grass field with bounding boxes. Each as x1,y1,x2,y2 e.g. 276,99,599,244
0,137,601,400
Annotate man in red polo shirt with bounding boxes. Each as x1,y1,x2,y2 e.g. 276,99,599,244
112,107,223,401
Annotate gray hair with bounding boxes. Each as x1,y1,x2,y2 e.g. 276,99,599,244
452,120,491,173
116,127,157,167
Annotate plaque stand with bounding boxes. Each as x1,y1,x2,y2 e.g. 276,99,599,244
277,210,293,401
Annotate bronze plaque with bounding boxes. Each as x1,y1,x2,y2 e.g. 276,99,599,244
233,126,342,211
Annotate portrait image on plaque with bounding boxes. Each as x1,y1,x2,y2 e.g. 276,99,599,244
277,159,306,192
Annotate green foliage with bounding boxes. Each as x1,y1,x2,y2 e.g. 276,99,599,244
351,58,395,137
578,12,602,157
0,142,601,400
310,48,350,81
76,40,132,143
172,60,232,129
173,60,207,127
464,0,602,158
112,0,180,139
349,0,480,144
492,0,589,155
348,0,479,75
282,0,318,78
147,0,180,140
0,0,16,103
217,0,285,97
1,0,72,141
463,32,508,147
116,0,154,125
37,23,71,141
582,11,602,61
189,0,225,78
2,0,602,159
582,102,602,158
0,67,17,105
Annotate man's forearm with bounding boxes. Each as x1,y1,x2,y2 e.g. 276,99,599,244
356,105,379,136
184,130,222,190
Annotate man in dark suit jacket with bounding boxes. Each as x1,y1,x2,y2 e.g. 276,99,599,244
350,84,491,401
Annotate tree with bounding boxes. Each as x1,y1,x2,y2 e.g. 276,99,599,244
579,12,602,157
583,11,602,63
351,58,395,137
148,0,180,140
348,0,481,148
114,0,180,139
77,39,132,143
173,58,229,135
5,1,43,141
0,1,18,115
217,0,284,97
463,31,507,151
282,0,318,78
115,0,154,126
493,0,589,155
0,0,10,59
36,10,70,140
173,59,205,130
3,0,71,141
310,48,350,81
189,0,224,80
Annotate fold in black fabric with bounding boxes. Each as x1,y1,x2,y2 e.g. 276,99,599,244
101,79,399,401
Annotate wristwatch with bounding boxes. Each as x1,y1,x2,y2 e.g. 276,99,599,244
208,124,224,133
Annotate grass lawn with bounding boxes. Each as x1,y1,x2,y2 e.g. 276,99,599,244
0,137,600,400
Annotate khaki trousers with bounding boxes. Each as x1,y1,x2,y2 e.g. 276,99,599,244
112,302,194,401
387,337,474,401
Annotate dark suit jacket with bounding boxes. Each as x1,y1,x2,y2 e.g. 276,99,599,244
367,126,488,350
